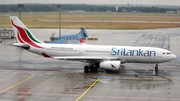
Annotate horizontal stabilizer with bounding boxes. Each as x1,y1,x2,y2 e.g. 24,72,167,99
13,43,26,47
13,43,30,50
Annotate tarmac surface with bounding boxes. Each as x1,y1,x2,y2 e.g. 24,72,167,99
0,28,180,101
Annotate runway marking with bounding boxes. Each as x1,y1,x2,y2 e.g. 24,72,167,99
76,78,100,101
0,56,21,65
0,41,25,65
0,54,27,65
0,76,34,94
148,32,157,47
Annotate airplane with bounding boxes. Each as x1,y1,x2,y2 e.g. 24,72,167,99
10,16,176,74
47,28,88,44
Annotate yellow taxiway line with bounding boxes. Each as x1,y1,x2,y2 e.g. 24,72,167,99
0,56,21,65
148,32,157,47
76,78,100,101
0,76,34,94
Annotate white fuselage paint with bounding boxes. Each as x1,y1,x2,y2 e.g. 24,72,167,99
28,43,176,63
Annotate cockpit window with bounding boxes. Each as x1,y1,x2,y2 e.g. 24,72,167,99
167,52,171,55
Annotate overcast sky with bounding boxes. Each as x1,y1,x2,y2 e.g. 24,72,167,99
0,0,180,6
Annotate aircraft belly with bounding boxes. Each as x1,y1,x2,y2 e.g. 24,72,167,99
29,47,42,55
47,50,79,56
131,57,155,63
122,56,136,63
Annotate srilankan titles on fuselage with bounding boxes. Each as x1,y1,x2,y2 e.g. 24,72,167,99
47,46,156,57
111,47,156,57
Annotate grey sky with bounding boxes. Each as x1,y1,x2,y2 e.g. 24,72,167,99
0,0,180,6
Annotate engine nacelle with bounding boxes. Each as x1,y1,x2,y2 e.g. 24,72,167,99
99,61,121,70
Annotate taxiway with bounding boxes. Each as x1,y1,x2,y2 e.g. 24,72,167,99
0,28,180,101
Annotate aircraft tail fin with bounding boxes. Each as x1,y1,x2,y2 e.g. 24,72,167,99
10,16,43,48
79,38,87,45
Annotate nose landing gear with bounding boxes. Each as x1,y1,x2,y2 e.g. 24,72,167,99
153,64,158,76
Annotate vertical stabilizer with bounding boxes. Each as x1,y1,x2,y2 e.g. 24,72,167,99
10,16,43,48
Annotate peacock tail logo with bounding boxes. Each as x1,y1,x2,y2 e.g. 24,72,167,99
11,20,43,48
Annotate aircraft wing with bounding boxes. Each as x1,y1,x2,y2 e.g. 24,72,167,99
53,56,117,60
52,56,126,63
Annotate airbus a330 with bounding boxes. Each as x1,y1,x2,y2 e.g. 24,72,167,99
10,16,176,74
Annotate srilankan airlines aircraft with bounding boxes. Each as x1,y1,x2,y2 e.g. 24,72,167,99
10,16,176,74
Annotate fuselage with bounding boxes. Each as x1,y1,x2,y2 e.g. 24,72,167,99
10,16,177,73
28,43,176,63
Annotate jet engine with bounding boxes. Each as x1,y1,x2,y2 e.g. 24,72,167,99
99,61,121,70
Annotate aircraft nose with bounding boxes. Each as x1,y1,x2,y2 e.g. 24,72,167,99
172,54,176,59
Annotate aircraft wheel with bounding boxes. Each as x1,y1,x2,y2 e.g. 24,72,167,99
154,64,158,75
155,66,158,71
84,65,89,73
90,65,98,72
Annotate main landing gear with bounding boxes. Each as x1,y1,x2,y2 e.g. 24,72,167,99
84,65,98,73
154,64,158,75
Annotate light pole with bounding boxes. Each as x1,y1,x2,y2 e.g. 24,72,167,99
17,4,24,20
17,4,24,63
57,4,61,38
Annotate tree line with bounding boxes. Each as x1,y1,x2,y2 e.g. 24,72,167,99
0,4,179,13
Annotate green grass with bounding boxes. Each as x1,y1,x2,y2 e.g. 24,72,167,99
0,12,180,29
